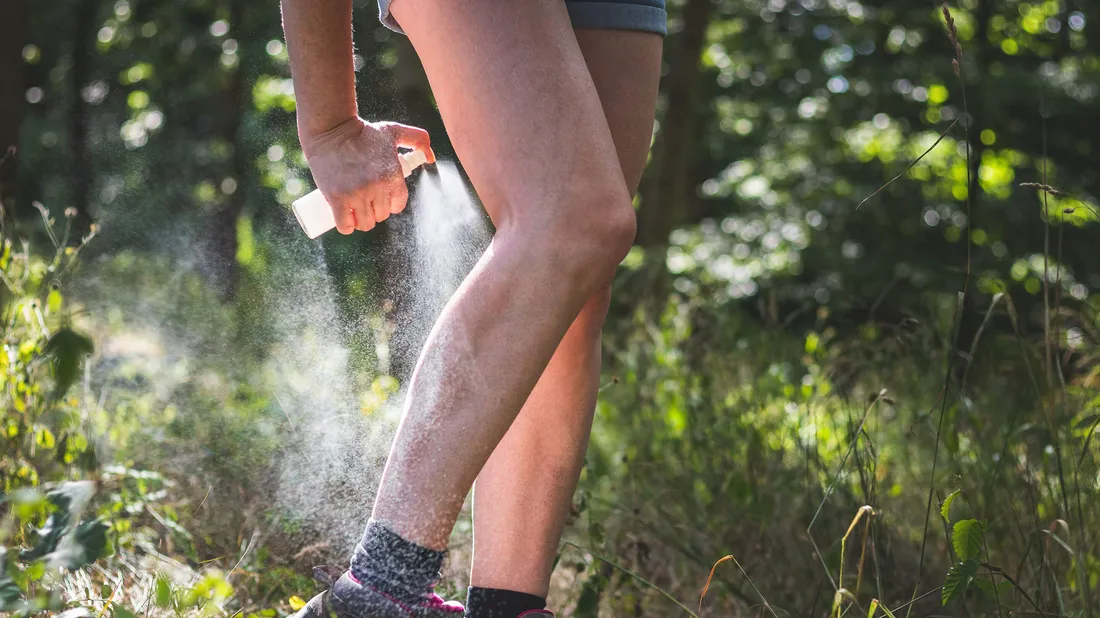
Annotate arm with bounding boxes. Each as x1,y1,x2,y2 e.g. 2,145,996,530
280,0,434,234
280,0,357,148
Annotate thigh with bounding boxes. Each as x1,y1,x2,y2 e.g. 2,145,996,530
574,28,662,195
388,0,630,228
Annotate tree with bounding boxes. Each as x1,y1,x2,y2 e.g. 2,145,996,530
0,0,26,216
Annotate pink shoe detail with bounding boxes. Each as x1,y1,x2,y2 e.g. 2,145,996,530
516,612,554,617
424,593,465,612
345,570,464,614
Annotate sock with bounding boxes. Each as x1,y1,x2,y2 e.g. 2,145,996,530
349,520,445,606
464,586,546,618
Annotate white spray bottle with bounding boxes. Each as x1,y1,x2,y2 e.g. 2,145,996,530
292,149,429,239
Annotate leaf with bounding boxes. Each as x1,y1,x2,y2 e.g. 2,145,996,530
36,428,56,450
0,557,24,612
25,562,45,582
952,519,983,561
111,605,136,618
155,578,172,607
63,519,111,568
940,489,961,523
20,501,71,562
973,578,1013,601
973,578,994,597
867,599,879,618
42,327,94,398
288,596,306,611
47,288,62,313
942,559,979,605
22,483,103,568
574,575,604,618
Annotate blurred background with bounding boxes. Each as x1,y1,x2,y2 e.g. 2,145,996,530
1,0,1099,616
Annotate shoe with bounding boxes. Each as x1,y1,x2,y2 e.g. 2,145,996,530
516,613,555,617
290,566,464,618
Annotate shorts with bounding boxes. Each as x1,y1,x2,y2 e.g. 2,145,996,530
378,0,667,37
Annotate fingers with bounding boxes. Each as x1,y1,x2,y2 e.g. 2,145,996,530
327,192,376,235
389,177,410,215
383,122,437,163
328,197,357,235
352,190,378,233
371,185,392,225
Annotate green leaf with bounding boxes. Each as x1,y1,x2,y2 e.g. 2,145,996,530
805,331,820,354
155,578,173,607
574,576,603,618
867,599,878,618
25,562,45,582
972,578,1013,601
36,428,56,450
111,604,136,618
952,519,983,561
22,483,103,567
942,559,979,605
61,519,111,569
0,553,25,612
47,288,62,313
42,328,94,398
940,489,961,523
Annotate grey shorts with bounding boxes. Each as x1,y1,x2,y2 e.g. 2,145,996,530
378,0,667,37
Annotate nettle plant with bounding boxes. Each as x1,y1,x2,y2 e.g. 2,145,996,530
0,206,110,615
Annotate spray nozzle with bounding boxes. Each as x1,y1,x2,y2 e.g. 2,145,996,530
292,150,430,239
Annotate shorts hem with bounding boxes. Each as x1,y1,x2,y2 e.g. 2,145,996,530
566,2,667,36
379,1,667,37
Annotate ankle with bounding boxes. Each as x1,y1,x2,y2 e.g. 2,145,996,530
464,586,547,618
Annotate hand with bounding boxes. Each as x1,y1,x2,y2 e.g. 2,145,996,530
300,117,436,234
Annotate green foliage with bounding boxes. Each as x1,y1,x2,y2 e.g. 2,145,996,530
952,518,984,563
10,0,1100,616
940,489,961,523
41,327,94,399
0,225,98,492
943,559,980,606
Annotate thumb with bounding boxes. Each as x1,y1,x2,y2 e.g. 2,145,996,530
383,122,436,164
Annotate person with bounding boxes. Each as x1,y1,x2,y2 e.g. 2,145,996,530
281,0,665,616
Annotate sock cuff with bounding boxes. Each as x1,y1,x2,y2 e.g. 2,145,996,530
465,586,547,617
350,520,446,603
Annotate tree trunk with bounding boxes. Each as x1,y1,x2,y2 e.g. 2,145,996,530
0,0,27,218
953,0,991,386
69,0,97,234
209,0,247,300
635,0,713,248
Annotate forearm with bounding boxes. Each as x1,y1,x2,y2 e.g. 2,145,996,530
280,0,358,150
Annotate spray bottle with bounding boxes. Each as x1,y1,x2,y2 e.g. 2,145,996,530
292,149,429,239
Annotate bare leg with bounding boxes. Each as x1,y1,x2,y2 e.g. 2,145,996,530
373,0,638,550
469,30,662,597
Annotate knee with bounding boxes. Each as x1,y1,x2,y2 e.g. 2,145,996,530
515,186,636,290
562,201,635,290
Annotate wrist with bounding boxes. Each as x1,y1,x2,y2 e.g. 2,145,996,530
299,115,362,159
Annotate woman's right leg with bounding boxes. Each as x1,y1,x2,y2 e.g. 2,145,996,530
373,0,635,551
469,28,662,600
